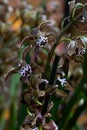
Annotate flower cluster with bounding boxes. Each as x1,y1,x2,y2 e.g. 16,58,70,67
67,36,87,63
5,17,76,129
20,102,58,130
20,21,56,48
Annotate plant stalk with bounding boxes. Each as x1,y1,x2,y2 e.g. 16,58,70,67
41,55,60,116
44,13,82,78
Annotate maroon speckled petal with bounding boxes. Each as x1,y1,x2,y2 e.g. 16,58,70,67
22,45,32,61
5,69,17,81
20,35,33,48
39,21,51,32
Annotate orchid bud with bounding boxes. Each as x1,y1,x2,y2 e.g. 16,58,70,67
67,40,76,56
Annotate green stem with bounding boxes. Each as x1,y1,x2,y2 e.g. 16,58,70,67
41,55,60,116
44,13,82,78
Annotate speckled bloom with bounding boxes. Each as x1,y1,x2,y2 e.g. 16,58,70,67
19,64,32,78
36,35,48,47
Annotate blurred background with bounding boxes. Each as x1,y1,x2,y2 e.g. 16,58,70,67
0,0,87,130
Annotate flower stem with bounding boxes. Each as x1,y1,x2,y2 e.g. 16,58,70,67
41,55,60,116
44,13,82,78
